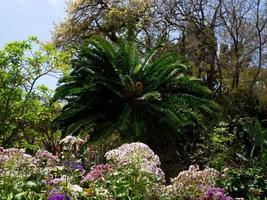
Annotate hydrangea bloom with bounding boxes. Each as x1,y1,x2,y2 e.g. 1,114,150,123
105,142,165,182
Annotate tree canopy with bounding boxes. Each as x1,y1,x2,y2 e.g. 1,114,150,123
0,37,71,149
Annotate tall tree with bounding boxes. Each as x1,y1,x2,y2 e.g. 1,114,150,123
53,0,155,48
53,0,267,120
0,37,71,148
52,37,220,141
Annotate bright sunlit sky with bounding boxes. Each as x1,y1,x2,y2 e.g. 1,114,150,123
0,0,67,89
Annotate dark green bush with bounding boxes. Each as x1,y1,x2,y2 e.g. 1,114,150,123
218,167,267,200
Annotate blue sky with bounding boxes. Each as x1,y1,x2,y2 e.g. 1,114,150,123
0,0,67,89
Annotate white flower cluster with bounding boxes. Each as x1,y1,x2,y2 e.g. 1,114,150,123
60,135,85,152
105,142,165,182
0,146,59,177
165,165,220,199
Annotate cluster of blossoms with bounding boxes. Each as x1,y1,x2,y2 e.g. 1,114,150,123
48,190,71,200
47,175,67,186
0,147,59,169
82,164,113,183
59,136,85,153
0,139,245,199
164,165,220,199
34,149,59,167
61,160,85,173
203,187,234,200
105,142,165,182
0,147,33,164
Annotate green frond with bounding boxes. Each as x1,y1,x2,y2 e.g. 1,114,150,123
116,41,141,75
53,37,220,140
114,104,132,133
149,104,186,130
168,75,212,98
143,53,187,78
121,75,135,94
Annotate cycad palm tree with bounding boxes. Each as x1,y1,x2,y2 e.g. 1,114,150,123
53,37,220,141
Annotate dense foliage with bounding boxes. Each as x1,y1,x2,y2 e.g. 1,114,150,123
1,0,267,199
52,37,220,142
0,37,70,150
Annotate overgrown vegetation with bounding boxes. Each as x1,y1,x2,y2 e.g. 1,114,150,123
1,0,267,199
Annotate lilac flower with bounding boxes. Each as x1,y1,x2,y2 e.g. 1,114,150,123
47,175,66,186
62,161,85,172
203,187,234,200
34,150,59,167
48,193,71,200
82,164,112,182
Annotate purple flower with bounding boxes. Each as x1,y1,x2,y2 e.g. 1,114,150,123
47,176,65,186
61,161,85,172
48,193,71,200
203,187,234,200
72,163,85,171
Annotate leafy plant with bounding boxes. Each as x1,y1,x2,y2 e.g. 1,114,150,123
84,161,159,200
0,36,70,148
218,167,267,200
52,37,220,142
0,150,47,200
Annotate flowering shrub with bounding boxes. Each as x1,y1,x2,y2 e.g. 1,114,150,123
218,167,267,199
203,187,234,200
160,165,220,199
48,192,71,200
34,149,59,167
0,139,245,200
105,142,165,182
0,147,48,199
82,164,113,183
59,136,85,151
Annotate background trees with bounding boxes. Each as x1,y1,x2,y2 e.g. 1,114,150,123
51,0,267,176
52,37,220,178
0,37,70,150
53,0,267,95
0,0,266,181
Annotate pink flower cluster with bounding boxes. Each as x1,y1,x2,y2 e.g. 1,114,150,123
0,147,58,171
47,175,67,186
82,164,113,183
0,147,33,166
105,142,165,182
34,150,59,167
